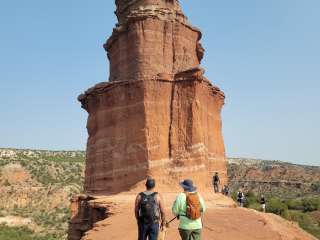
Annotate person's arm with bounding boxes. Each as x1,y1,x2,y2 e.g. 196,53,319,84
199,194,206,213
172,195,181,217
157,193,166,227
134,194,141,221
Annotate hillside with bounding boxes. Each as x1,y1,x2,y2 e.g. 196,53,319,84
0,148,319,239
228,158,320,198
0,149,85,239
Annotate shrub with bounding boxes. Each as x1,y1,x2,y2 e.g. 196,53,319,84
286,211,320,239
3,179,11,187
266,198,288,217
311,182,320,193
244,191,258,208
285,199,304,211
302,198,320,212
0,225,59,240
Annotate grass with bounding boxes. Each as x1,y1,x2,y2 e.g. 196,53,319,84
0,225,59,240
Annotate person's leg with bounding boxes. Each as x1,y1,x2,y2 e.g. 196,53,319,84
190,229,202,240
138,222,148,240
179,229,191,240
214,184,218,193
148,222,159,240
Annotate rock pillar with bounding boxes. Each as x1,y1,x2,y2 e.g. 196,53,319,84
78,0,227,194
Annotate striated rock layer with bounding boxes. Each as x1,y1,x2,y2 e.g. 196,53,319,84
78,0,227,194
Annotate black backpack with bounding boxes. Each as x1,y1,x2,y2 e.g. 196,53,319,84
139,192,159,223
214,175,219,182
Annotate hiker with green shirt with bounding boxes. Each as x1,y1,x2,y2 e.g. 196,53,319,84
172,179,206,240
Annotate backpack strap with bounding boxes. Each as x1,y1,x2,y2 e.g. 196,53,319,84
139,192,157,202
151,192,158,198
139,192,146,202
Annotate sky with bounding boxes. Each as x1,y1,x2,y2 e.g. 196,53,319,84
0,0,319,166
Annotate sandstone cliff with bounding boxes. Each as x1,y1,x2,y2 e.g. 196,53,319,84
77,0,227,195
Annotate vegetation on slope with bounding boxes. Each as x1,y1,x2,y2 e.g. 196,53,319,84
228,158,320,239
231,190,320,239
1,150,319,239
0,149,85,240
0,225,58,240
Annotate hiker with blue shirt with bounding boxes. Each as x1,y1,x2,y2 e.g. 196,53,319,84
172,179,206,240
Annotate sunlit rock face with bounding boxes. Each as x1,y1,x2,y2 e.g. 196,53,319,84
78,0,227,194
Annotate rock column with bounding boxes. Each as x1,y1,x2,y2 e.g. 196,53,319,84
78,0,227,194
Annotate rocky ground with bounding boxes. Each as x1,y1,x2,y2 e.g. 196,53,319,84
0,148,319,239
78,192,316,240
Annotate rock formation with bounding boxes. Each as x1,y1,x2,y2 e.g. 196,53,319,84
77,0,227,194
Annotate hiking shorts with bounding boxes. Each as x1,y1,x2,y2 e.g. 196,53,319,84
179,229,201,240
138,221,159,240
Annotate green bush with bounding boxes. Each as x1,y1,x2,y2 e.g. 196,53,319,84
285,199,304,211
311,182,320,193
244,191,258,208
286,211,320,239
3,179,11,187
266,198,288,217
0,225,59,240
302,198,320,212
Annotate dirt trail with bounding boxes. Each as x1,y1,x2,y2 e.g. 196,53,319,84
82,192,316,240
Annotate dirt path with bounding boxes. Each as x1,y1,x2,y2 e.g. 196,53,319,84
82,193,316,240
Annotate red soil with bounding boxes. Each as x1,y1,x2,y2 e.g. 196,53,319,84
81,192,316,240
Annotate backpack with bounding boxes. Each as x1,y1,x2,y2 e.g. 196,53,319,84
214,175,219,183
186,192,201,220
139,192,159,223
237,192,243,199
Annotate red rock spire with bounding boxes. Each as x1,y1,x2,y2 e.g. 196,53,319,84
78,0,227,194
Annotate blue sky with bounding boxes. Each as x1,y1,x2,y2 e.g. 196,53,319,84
0,0,319,166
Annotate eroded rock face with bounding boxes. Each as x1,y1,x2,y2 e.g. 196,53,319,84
106,0,203,82
78,0,227,194
68,195,109,240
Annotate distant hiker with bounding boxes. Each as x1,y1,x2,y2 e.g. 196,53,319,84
212,172,220,193
260,195,266,212
135,178,166,240
222,185,230,196
172,179,206,240
237,190,245,207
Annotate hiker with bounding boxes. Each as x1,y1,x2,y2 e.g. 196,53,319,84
172,179,206,240
222,185,230,196
237,189,245,207
212,172,220,193
135,178,166,240
260,195,266,212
